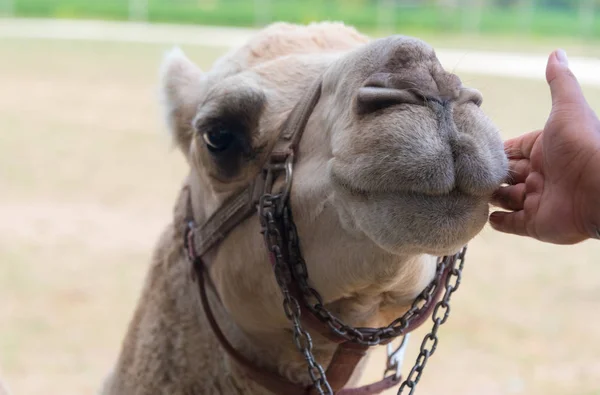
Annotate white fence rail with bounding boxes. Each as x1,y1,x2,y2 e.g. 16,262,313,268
2,18,600,87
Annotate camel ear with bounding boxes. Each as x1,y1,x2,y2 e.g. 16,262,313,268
160,47,205,155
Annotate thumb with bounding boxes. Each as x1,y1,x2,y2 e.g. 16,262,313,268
546,49,586,108
489,210,529,237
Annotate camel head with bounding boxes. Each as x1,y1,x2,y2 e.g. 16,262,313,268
160,22,507,339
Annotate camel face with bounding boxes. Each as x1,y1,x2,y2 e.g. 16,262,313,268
161,22,507,298
321,36,508,256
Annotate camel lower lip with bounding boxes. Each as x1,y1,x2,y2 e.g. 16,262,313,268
342,189,489,256
330,172,475,200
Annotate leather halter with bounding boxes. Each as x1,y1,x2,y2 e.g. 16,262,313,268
183,77,450,394
185,77,323,260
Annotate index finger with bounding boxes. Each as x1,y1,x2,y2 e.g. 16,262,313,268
504,130,542,160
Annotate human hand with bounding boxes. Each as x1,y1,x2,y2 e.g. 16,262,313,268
489,49,600,244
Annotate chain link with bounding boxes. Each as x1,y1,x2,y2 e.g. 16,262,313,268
396,248,466,395
260,194,333,395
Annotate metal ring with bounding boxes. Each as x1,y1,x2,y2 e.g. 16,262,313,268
281,153,294,203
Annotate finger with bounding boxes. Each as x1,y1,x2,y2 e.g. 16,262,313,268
546,49,588,109
489,210,529,237
507,158,530,184
525,171,544,196
491,184,526,211
504,130,542,160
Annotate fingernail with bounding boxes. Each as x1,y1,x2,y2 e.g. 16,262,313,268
556,49,569,67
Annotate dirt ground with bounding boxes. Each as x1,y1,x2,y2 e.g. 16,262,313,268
0,36,599,395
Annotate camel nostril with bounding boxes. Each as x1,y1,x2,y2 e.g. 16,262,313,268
457,88,483,107
356,86,422,114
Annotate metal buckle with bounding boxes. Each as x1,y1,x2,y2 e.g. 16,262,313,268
384,333,410,380
184,220,198,264
262,152,294,214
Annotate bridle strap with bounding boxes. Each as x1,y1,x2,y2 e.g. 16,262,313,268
188,181,264,258
188,77,323,259
270,77,324,162
193,257,313,395
324,343,369,391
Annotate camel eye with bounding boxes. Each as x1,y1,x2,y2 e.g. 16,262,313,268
202,128,235,152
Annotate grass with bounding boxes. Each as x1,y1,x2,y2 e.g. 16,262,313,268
0,34,600,395
9,0,600,39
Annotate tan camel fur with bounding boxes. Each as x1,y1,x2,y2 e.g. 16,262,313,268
101,22,508,394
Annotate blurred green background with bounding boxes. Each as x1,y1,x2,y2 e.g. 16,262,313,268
2,0,599,39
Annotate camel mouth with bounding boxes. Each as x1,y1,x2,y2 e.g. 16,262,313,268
329,169,494,201
329,169,492,255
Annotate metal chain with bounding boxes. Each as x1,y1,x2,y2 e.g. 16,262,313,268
259,168,465,395
284,204,454,346
396,248,465,395
260,194,333,395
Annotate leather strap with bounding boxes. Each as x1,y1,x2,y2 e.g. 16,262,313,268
324,343,369,392
271,78,324,162
189,180,265,258
193,257,313,395
188,78,323,258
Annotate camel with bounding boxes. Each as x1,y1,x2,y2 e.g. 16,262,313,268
101,22,507,395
